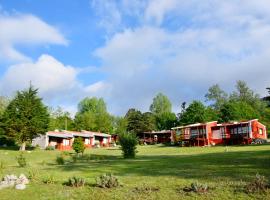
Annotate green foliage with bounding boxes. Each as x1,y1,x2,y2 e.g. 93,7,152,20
133,184,160,194
179,101,208,125
155,112,177,130
219,100,260,122
45,146,55,151
42,174,56,184
183,181,209,193
118,133,138,158
16,152,27,167
48,106,74,131
113,116,128,134
142,112,156,131
150,92,172,114
1,86,49,150
78,97,107,114
125,109,145,134
28,168,39,182
72,137,86,155
0,96,9,116
205,84,228,110
56,155,65,165
66,176,86,187
96,173,121,188
74,97,113,133
0,160,5,172
245,174,269,194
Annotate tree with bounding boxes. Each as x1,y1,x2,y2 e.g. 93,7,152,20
205,84,227,110
78,97,107,114
0,96,9,116
179,101,208,125
125,108,144,134
155,112,177,130
75,97,113,133
72,137,85,155
48,106,74,131
219,100,260,122
150,93,172,114
1,86,49,150
113,117,128,134
141,112,156,131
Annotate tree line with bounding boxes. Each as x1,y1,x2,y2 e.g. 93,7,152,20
0,80,269,150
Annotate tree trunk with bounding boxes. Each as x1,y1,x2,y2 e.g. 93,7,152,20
20,142,26,151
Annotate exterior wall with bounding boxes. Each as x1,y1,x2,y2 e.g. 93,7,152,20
251,120,267,140
172,119,267,147
32,134,47,149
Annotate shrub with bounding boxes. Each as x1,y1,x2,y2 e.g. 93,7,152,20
0,160,5,171
72,137,85,155
65,176,85,187
133,183,160,194
245,174,269,194
45,146,55,151
118,133,138,159
56,155,65,165
96,173,122,188
16,152,27,167
183,181,209,193
43,174,56,184
28,168,39,182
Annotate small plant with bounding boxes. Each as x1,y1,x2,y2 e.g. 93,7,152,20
28,168,39,182
16,152,27,167
45,146,55,150
72,137,86,156
118,133,138,159
96,173,122,188
43,174,56,184
56,155,65,165
65,176,85,187
183,181,209,193
245,173,269,194
0,160,5,171
133,183,160,194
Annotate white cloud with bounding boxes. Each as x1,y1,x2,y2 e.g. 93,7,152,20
93,1,270,114
0,54,110,114
0,13,67,62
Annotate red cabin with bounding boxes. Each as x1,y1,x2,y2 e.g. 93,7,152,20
172,119,267,146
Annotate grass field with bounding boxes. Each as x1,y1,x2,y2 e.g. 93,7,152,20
0,144,270,200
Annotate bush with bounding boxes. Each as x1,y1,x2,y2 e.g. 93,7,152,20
65,176,85,187
96,173,122,188
43,174,56,184
183,181,209,193
16,152,27,167
45,146,55,151
28,168,39,182
72,137,85,155
56,155,65,165
133,183,160,194
245,173,269,193
118,133,138,159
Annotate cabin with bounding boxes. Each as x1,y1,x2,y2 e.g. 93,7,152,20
32,130,112,150
137,130,172,144
172,119,267,146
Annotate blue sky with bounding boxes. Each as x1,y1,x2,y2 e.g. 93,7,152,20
0,0,270,115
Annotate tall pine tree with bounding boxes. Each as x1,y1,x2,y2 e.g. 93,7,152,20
2,86,49,150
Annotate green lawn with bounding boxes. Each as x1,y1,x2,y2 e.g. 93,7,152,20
0,144,270,200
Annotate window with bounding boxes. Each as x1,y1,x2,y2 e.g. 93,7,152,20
85,138,90,144
63,139,69,146
259,128,263,135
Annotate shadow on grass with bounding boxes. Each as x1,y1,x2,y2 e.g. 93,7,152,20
43,148,270,182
